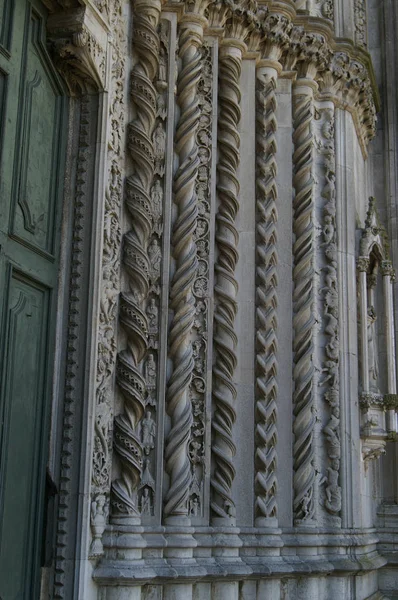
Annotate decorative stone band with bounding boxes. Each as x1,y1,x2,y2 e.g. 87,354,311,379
163,1,377,155
359,391,385,410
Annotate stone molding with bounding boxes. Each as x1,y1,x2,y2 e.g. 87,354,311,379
94,528,386,584
53,95,93,599
160,0,378,156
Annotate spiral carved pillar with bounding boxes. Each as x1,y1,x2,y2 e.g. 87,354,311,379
111,0,161,523
163,15,206,525
211,41,244,527
292,77,318,526
254,62,279,528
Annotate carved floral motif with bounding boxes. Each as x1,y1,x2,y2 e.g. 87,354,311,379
317,107,341,517
354,0,367,48
90,0,126,553
189,41,213,519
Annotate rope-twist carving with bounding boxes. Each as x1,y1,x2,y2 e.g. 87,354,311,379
292,90,316,523
112,1,160,517
211,50,241,521
164,26,202,519
254,72,278,523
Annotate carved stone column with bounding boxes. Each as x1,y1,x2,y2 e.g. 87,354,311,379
292,73,318,526
253,12,292,531
358,257,370,394
164,10,207,526
112,0,161,524
382,260,398,433
211,37,245,527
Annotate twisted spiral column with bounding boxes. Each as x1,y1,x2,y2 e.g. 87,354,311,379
254,66,279,526
112,0,161,521
292,80,317,525
211,44,243,524
163,20,204,522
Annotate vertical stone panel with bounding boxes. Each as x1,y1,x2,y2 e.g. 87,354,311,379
335,108,362,528
274,77,294,529
235,55,256,527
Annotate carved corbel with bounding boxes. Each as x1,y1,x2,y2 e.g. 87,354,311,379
47,4,108,95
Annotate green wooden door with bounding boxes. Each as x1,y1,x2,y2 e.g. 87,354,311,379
0,1,66,598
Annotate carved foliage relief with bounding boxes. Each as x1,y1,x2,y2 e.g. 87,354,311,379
140,19,170,520
90,0,126,553
96,0,378,535
189,41,213,520
354,0,367,49
314,107,341,520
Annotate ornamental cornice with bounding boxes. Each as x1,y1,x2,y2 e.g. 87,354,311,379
159,0,377,154
47,1,109,95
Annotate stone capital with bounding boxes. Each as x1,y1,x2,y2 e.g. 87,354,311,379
357,256,370,273
381,260,395,279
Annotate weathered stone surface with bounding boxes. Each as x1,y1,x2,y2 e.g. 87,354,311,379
43,0,398,598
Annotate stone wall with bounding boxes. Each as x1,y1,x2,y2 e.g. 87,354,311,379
44,0,398,598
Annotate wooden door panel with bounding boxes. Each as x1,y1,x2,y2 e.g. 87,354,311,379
0,268,50,600
0,0,14,53
10,9,64,256
0,1,66,597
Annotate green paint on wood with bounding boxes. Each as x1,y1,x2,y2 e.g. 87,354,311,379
0,1,66,598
